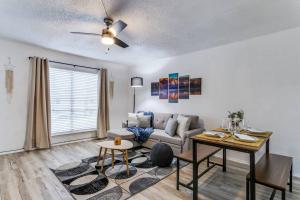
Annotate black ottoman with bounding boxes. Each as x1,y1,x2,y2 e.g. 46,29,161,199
150,143,174,167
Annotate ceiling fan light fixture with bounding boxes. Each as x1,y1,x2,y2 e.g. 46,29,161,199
102,35,114,45
101,29,114,45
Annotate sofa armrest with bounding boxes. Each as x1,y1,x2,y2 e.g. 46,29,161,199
182,128,205,152
184,128,205,139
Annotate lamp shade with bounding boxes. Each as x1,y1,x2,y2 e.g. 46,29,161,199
131,77,143,87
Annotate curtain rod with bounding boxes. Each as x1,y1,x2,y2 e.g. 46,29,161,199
28,57,102,71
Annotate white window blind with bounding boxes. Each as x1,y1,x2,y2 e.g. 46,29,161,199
49,65,99,136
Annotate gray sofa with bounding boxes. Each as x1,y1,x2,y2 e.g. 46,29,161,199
107,113,205,154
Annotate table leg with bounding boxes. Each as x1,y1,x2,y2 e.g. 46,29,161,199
250,152,256,200
207,157,210,168
290,163,293,192
223,148,227,172
124,150,129,176
96,147,103,166
192,140,198,200
176,157,180,190
111,149,115,169
101,148,107,172
266,139,270,155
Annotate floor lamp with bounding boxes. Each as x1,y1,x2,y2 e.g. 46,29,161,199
131,77,143,113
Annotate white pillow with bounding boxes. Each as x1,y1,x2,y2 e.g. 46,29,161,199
128,113,144,127
176,115,192,138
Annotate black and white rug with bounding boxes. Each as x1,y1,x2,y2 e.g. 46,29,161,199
51,147,188,200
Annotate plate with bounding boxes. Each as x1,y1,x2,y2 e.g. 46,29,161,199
203,131,225,138
245,128,266,133
233,133,258,143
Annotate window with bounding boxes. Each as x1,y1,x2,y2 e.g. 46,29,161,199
49,65,99,136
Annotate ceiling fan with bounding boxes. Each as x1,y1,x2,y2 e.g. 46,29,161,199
70,0,129,48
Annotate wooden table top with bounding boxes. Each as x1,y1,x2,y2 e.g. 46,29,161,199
191,131,272,152
96,140,133,150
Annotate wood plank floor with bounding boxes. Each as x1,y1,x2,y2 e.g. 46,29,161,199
0,140,299,200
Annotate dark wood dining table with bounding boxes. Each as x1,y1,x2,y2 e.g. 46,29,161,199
191,131,272,200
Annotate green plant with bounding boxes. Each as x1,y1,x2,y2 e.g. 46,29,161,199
228,110,244,123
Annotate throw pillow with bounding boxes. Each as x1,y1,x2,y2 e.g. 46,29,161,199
165,118,178,137
137,115,151,128
143,111,154,127
176,115,192,138
128,112,144,127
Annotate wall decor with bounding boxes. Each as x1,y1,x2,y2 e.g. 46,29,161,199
179,75,189,99
159,78,168,99
151,73,202,102
168,73,178,103
151,82,159,96
109,73,114,99
190,78,202,95
4,57,16,103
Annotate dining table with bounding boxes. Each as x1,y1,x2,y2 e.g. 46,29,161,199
191,128,272,200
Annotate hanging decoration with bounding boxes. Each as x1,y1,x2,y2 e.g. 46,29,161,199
109,72,114,99
4,57,16,103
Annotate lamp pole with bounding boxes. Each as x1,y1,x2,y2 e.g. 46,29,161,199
133,87,136,113
131,77,143,113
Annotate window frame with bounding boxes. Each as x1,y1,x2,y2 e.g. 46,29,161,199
49,64,99,136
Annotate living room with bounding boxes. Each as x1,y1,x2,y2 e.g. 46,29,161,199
0,0,300,200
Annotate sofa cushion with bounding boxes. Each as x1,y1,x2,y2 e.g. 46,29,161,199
138,111,154,127
128,113,144,127
176,115,192,138
107,128,135,140
165,118,178,136
137,115,151,128
149,129,182,146
153,113,173,129
173,114,200,130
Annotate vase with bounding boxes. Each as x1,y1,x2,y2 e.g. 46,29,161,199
229,120,241,135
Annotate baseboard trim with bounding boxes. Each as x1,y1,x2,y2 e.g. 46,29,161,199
0,137,98,156
52,137,97,146
0,148,24,155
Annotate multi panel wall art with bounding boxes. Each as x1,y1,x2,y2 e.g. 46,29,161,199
159,78,168,99
169,73,178,103
151,73,202,103
151,82,159,96
190,78,202,95
179,75,189,99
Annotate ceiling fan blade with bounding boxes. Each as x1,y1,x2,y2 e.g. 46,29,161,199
70,32,101,36
113,37,129,48
110,20,127,36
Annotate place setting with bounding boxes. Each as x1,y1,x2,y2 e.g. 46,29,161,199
197,110,271,147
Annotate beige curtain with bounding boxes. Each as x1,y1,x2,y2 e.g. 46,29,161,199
97,68,110,138
24,57,51,151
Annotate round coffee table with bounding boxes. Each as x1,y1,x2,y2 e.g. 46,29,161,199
96,140,133,176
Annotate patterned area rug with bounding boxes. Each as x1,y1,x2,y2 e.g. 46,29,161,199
51,147,188,200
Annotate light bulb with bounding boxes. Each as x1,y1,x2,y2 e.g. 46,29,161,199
101,35,114,45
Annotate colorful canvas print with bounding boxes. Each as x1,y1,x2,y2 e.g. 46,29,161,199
190,78,202,95
159,78,168,99
168,73,178,103
179,75,189,99
151,82,159,96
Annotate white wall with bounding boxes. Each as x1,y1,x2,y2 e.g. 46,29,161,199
130,27,300,176
0,38,130,153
